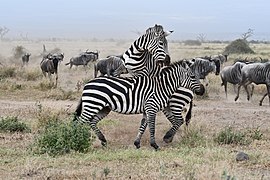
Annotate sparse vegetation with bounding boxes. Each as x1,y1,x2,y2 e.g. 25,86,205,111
0,116,31,133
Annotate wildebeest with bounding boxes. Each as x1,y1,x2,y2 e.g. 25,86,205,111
66,51,99,69
220,62,254,98
187,57,221,86
40,53,64,87
21,53,31,67
94,56,128,77
235,61,270,106
211,54,228,65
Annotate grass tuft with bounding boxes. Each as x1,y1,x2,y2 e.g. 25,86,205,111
0,116,31,133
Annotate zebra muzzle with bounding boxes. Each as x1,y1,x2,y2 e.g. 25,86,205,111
195,84,205,96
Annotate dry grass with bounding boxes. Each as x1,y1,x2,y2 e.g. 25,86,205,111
1,40,270,179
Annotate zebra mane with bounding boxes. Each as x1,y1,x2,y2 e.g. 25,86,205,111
161,60,187,73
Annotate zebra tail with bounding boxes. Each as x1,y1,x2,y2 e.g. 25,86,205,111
94,64,98,77
73,98,82,121
185,100,193,126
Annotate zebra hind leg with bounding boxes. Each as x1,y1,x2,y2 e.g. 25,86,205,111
134,116,147,149
163,108,184,143
162,108,177,143
89,107,111,147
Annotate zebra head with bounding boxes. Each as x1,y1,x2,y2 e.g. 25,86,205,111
145,24,172,66
179,61,205,96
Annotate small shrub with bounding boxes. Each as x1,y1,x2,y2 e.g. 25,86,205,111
36,81,54,91
249,127,263,140
0,67,16,79
215,127,251,145
21,69,42,81
178,126,207,148
0,116,31,133
33,121,94,156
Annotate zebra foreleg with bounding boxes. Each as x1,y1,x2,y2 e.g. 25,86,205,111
145,109,159,150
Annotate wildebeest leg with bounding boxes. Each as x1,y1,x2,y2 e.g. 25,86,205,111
249,84,255,98
88,107,111,147
223,81,228,98
235,84,242,101
134,113,147,149
259,85,270,106
55,73,58,88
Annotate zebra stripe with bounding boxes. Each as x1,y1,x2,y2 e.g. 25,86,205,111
122,24,172,77
134,87,194,148
74,60,205,149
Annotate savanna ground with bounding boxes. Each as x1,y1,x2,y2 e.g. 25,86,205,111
0,39,270,179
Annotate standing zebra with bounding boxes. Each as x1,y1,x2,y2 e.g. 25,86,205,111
235,62,270,106
187,57,221,86
220,62,252,98
121,24,173,77
74,61,205,150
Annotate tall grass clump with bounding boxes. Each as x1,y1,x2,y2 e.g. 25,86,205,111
32,121,94,156
178,125,208,148
215,127,251,145
0,66,16,79
0,116,31,133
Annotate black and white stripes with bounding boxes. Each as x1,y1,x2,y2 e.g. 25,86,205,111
74,61,205,149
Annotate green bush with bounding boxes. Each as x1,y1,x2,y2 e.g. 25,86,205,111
33,121,94,156
0,116,31,133
215,127,251,145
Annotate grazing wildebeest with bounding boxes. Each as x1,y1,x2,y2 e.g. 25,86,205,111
235,61,270,106
94,56,128,77
40,53,64,87
21,53,31,67
66,51,99,69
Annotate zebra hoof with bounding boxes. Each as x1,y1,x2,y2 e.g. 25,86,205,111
151,142,159,150
234,97,238,101
163,132,174,143
101,141,107,147
134,140,141,149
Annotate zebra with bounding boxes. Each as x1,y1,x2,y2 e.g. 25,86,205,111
187,57,221,86
134,86,195,148
73,60,205,150
40,53,64,87
220,61,253,98
235,61,270,106
21,53,31,67
94,56,128,77
121,24,173,77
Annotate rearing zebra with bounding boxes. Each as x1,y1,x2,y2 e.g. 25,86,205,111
122,24,173,77
74,61,205,150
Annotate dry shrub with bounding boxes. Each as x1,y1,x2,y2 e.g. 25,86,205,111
224,39,255,54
